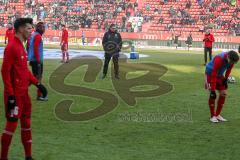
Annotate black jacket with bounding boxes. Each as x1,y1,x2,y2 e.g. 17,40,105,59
102,30,122,52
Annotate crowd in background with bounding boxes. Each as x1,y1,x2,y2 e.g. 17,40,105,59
0,0,239,35
153,0,240,35
23,0,138,31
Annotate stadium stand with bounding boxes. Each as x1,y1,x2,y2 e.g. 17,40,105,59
0,0,239,36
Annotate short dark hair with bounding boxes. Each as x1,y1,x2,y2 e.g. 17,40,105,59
110,24,116,29
14,18,33,32
238,45,240,53
228,50,239,63
35,21,44,29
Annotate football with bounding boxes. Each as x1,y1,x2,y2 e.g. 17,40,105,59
228,76,236,83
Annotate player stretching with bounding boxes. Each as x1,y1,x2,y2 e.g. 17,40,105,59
60,25,69,63
205,50,239,123
1,18,47,160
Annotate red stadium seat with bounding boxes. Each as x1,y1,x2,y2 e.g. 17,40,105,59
0,0,237,36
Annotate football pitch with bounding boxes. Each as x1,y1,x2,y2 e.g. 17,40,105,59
0,48,240,160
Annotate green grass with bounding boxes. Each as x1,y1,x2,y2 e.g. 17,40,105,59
0,47,240,160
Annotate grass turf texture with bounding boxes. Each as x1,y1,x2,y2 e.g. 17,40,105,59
0,46,240,160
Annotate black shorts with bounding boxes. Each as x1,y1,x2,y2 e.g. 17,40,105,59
29,61,43,77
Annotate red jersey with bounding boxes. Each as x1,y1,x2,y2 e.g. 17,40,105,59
5,28,15,43
206,54,233,91
1,37,39,96
61,29,68,44
203,33,215,48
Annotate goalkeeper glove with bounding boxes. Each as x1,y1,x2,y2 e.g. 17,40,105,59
37,84,48,98
7,95,16,113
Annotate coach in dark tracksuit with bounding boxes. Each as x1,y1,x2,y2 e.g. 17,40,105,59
102,24,122,79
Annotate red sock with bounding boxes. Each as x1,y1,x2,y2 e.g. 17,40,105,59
216,95,225,116
1,121,18,159
21,129,32,157
21,118,32,157
208,98,215,117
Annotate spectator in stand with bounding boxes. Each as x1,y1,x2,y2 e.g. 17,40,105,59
122,16,127,24
154,8,158,15
137,19,142,32
159,17,164,24
0,0,239,37
145,3,150,11
197,0,204,7
166,23,174,31
134,1,138,11
160,0,165,5
186,0,192,9
199,25,205,33
169,6,176,17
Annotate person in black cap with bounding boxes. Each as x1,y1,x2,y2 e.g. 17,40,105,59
102,24,122,79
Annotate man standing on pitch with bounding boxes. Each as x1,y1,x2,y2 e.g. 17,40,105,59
203,29,215,65
102,24,122,79
1,18,47,160
5,23,15,45
186,32,193,51
82,31,85,46
60,24,69,63
205,50,239,123
28,22,47,101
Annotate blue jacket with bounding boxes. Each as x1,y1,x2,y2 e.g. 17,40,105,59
28,32,43,62
205,52,230,77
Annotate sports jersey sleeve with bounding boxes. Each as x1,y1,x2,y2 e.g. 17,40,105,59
28,70,39,86
33,34,42,63
209,34,215,42
61,30,68,44
210,56,222,91
225,64,233,79
1,46,15,95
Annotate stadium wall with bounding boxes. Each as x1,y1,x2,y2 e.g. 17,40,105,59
0,29,239,49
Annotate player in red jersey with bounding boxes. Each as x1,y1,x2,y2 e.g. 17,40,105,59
0,18,47,160
28,22,47,101
60,24,69,63
4,23,15,44
203,29,215,65
205,50,239,123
